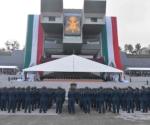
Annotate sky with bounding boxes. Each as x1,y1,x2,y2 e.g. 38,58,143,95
0,0,150,49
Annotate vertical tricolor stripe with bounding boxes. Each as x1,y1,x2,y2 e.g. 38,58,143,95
24,15,44,68
111,17,122,69
102,22,108,65
37,16,44,64
30,15,39,66
24,15,34,68
101,17,122,69
106,17,116,67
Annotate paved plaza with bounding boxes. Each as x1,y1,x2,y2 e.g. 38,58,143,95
0,110,150,125
0,75,150,125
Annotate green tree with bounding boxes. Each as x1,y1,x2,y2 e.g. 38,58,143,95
124,44,129,53
5,41,11,51
0,48,5,52
128,44,134,54
135,43,141,55
5,40,20,51
12,41,20,51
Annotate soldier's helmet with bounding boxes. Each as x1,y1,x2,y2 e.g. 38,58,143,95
141,86,145,89
98,87,103,90
113,86,117,90
26,86,31,91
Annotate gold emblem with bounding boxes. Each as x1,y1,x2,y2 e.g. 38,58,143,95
65,16,80,33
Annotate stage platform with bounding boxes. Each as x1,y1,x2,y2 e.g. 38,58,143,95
43,79,104,83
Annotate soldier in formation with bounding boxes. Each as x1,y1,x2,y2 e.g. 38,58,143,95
68,88,76,114
0,86,150,114
0,86,65,114
67,86,150,114
55,87,66,114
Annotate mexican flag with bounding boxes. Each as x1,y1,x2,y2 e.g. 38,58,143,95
24,15,44,68
102,17,122,69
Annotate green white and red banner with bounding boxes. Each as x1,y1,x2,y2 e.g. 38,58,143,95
102,17,122,69
24,15,44,68
24,15,122,70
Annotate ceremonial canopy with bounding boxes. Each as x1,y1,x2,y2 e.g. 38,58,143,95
23,55,123,73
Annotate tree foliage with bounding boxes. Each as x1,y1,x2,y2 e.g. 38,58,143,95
124,44,129,53
5,41,20,51
135,43,141,54
0,48,5,52
128,44,134,54
124,43,142,55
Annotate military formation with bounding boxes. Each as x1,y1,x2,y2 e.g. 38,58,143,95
0,87,65,113
68,86,150,114
0,86,150,114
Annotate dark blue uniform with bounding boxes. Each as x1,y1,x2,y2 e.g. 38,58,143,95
84,90,91,113
8,88,16,113
24,87,32,113
39,87,49,113
126,88,134,113
140,88,148,113
68,89,76,114
112,88,120,113
55,88,65,114
96,89,105,113
0,87,8,111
